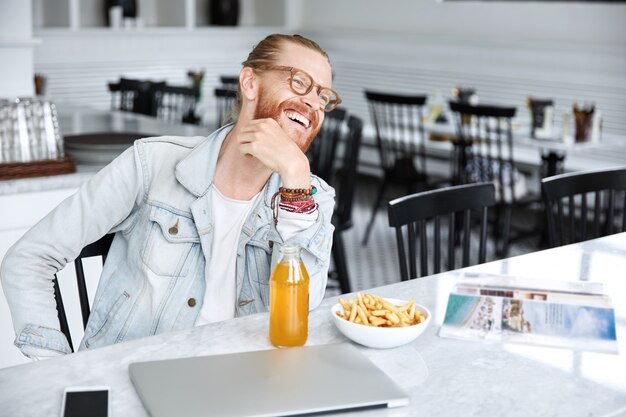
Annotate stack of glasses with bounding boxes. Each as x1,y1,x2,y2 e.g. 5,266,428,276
0,97,64,164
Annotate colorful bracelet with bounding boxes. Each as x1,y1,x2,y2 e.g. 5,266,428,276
271,187,318,225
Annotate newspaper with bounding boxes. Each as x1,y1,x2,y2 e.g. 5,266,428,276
439,273,618,353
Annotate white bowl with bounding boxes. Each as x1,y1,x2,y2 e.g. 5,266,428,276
331,297,431,349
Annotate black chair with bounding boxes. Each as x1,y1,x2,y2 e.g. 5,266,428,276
53,234,114,352
214,87,238,129
153,84,200,124
307,108,348,184
108,78,163,116
388,183,496,280
362,91,430,245
542,167,626,248
219,75,239,90
449,101,533,256
330,115,363,294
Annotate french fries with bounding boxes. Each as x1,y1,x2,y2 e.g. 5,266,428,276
335,293,426,328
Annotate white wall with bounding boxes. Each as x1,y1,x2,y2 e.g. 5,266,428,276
0,1,35,98
298,0,626,45
290,0,626,136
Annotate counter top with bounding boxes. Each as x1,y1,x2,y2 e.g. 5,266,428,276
1,233,624,416
0,106,210,197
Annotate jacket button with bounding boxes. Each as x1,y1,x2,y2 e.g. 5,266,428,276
169,219,180,235
269,241,273,249
187,298,196,307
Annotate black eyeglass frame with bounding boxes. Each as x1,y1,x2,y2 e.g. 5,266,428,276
256,65,342,112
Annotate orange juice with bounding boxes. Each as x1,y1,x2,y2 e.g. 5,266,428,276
269,246,309,347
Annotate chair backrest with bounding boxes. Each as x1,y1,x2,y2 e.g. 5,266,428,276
334,115,363,231
108,78,163,116
153,84,199,124
214,87,238,129
307,108,348,184
388,182,496,280
541,167,626,248
449,101,518,203
219,75,239,90
53,234,114,352
364,91,428,181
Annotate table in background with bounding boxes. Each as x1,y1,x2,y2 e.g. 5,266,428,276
0,233,624,416
425,120,626,177
57,105,210,138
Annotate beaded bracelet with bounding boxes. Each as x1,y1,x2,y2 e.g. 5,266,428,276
279,185,317,199
271,188,318,225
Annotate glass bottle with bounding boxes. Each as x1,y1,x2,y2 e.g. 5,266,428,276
269,244,309,347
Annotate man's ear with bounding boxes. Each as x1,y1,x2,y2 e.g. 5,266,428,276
239,67,257,101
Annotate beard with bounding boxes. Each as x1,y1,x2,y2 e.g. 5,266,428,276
254,86,322,153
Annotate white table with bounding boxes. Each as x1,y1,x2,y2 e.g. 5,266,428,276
1,233,624,416
57,105,211,138
423,120,626,175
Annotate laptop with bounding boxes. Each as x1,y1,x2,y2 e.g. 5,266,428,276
129,343,410,417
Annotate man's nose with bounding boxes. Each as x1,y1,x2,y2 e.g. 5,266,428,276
301,89,321,111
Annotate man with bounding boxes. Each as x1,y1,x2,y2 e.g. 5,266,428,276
0,34,340,358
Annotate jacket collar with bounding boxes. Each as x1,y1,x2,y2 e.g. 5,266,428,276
175,123,283,206
175,124,232,197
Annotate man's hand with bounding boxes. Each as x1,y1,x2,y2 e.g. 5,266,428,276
238,118,311,188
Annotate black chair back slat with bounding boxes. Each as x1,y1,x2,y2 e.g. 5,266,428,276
433,217,441,274
73,260,90,330
622,192,626,231
479,207,489,262
329,115,363,294
214,87,237,129
388,182,496,280
394,228,408,281
53,277,73,353
219,75,239,89
334,116,363,229
542,167,626,247
307,108,347,184
581,193,588,240
153,84,199,125
108,78,165,116
447,212,456,271
53,234,114,352
594,191,601,237
462,209,471,266
607,190,616,235
418,221,427,277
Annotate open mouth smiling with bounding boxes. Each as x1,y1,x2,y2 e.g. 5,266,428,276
284,109,311,129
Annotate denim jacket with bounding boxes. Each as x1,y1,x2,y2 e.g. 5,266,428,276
0,125,335,357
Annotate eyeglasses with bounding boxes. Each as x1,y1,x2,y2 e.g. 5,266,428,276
259,65,342,112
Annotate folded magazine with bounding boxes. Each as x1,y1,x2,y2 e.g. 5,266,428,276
439,273,618,353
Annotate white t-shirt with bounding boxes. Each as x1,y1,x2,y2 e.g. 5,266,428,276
194,184,317,326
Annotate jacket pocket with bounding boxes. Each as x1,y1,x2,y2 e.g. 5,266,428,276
142,206,200,277
83,290,130,348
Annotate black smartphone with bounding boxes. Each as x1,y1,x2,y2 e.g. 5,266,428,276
60,386,110,417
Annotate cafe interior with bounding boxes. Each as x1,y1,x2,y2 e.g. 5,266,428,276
1,0,625,416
